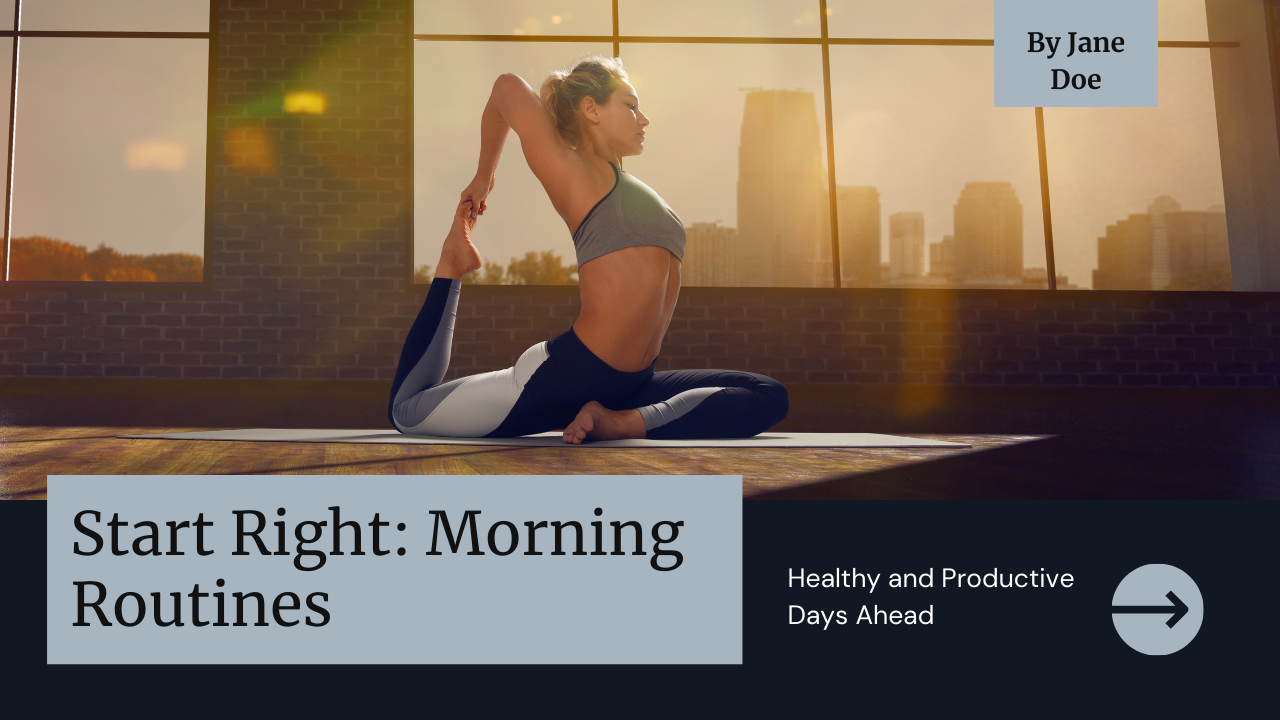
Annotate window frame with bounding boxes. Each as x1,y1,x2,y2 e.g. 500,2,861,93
0,0,217,291
408,0,1267,296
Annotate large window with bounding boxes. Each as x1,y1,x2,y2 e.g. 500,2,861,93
0,0,213,286
413,0,1245,291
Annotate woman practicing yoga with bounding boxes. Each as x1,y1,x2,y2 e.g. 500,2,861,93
389,56,788,443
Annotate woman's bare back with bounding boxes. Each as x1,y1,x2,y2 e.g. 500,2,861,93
575,245,681,372
462,72,680,373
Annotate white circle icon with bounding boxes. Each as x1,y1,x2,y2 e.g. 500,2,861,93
1111,564,1203,655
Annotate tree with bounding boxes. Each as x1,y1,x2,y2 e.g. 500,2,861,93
414,260,506,284
466,260,508,285
505,251,578,285
85,243,123,281
137,252,202,282
6,236,202,281
106,267,159,282
7,236,86,281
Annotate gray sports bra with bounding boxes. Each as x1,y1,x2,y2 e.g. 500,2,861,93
571,162,686,267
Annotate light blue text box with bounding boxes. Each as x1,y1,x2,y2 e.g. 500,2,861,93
48,475,742,664
995,0,1157,107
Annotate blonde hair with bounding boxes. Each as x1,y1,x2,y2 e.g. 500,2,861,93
539,55,629,148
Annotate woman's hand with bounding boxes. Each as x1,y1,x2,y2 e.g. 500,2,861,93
460,175,494,217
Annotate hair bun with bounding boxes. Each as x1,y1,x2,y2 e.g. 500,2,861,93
538,55,629,149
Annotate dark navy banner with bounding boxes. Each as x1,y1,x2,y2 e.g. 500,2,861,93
7,499,1274,713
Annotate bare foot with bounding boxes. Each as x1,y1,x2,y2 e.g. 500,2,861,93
435,200,483,280
563,401,647,444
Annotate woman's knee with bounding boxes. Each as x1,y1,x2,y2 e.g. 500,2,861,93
739,373,787,431
755,374,789,421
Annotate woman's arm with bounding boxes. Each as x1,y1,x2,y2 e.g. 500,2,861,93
461,74,581,216
473,84,511,186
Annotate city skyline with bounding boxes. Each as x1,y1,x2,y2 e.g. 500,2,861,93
685,188,1233,292
1094,195,1230,291
417,64,1225,289
687,176,1079,289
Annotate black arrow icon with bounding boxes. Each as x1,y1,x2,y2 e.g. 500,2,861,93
1112,591,1190,628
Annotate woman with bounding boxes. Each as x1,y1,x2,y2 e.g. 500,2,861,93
389,56,787,443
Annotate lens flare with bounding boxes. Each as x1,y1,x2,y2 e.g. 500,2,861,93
512,18,542,35
284,91,328,115
224,125,277,175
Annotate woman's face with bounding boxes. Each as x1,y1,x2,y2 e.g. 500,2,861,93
586,81,649,157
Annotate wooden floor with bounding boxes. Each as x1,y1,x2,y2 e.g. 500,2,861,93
0,425,1039,500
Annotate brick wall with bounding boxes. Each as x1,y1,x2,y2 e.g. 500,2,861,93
0,0,416,382
0,0,1277,389
450,289,1280,388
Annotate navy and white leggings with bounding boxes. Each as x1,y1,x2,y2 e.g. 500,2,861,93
388,278,789,439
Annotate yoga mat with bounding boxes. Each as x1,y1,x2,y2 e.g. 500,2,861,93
117,429,969,449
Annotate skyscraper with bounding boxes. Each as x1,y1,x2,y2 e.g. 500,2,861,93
736,89,831,287
1149,195,1180,290
1166,210,1229,286
1093,214,1154,290
836,186,880,287
953,182,1023,284
888,211,925,279
929,235,955,279
683,221,738,287
1093,197,1229,290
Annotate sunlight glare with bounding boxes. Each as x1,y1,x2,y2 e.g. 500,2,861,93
124,139,187,171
